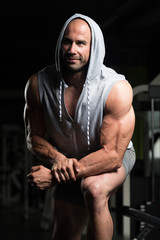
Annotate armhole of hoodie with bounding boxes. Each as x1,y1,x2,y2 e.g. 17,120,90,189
102,79,121,109
37,70,43,105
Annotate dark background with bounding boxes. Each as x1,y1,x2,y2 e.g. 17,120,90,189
0,1,160,239
1,0,160,126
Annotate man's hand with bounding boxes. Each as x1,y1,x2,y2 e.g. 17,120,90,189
51,157,79,183
27,165,55,190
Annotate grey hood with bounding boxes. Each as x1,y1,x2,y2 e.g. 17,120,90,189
55,13,105,81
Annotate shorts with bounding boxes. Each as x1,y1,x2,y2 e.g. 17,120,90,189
54,146,136,207
123,146,136,176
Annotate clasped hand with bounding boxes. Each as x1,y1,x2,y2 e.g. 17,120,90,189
51,157,79,183
27,157,80,190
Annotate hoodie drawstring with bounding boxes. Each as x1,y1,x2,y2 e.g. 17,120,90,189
86,79,90,150
59,80,63,122
59,79,90,150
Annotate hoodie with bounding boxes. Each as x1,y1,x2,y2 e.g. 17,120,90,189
38,13,132,159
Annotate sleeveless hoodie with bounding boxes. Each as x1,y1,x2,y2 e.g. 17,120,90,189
38,13,132,160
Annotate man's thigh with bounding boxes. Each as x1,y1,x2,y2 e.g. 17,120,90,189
81,164,126,197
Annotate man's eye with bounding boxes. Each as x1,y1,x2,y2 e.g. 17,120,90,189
63,38,71,45
77,41,86,46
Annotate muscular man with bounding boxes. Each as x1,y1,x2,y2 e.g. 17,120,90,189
24,13,136,240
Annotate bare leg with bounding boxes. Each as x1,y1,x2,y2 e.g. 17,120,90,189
81,165,126,240
52,199,88,240
86,197,113,240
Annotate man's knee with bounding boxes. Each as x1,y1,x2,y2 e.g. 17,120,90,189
81,177,110,209
81,178,101,199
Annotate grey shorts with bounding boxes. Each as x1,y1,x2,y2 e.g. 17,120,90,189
122,146,136,176
54,146,136,207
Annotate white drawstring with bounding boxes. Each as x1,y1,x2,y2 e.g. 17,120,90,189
59,80,63,122
59,79,90,150
86,79,90,150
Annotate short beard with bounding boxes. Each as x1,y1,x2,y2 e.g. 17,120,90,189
60,58,89,74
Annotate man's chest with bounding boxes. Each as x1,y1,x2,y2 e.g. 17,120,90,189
64,86,82,120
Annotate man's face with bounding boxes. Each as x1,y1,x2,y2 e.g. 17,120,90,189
61,19,91,73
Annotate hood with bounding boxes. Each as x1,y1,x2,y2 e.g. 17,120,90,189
55,13,105,81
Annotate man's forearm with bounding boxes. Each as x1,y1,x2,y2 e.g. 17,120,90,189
75,148,123,178
26,135,66,166
27,135,78,184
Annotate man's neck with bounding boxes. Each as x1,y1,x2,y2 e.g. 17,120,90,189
62,70,86,88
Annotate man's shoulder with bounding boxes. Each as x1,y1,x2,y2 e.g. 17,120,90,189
38,64,57,75
105,80,133,115
38,64,61,86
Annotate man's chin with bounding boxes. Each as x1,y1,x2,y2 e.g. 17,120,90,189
61,60,88,73
65,64,83,73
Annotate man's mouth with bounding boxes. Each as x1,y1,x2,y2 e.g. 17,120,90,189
66,58,80,63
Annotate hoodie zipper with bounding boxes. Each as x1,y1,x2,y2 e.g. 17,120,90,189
61,83,78,156
72,122,78,156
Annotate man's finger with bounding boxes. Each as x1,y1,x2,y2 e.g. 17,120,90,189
73,159,80,174
27,173,33,180
62,171,70,181
67,167,76,181
52,169,61,183
31,165,41,172
57,169,67,183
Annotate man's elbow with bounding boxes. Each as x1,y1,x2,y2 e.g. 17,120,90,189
26,134,35,153
116,159,122,169
111,152,123,170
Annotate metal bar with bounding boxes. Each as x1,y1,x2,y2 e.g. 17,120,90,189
151,98,155,201
122,206,160,229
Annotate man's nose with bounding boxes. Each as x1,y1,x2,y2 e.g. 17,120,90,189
68,43,76,54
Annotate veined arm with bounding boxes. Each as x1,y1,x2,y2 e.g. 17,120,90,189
75,80,135,178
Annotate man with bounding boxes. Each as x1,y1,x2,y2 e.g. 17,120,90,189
24,13,136,240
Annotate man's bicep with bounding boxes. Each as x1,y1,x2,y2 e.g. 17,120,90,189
24,103,46,138
100,106,135,156
101,80,135,152
24,75,46,137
